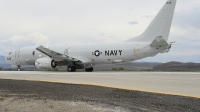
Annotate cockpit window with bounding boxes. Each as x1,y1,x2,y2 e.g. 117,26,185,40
7,57,11,60
9,52,12,55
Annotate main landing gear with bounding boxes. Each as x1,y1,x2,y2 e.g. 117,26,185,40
67,66,94,72
67,66,76,72
85,67,93,72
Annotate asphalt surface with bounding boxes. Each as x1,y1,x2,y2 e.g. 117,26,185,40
0,79,200,112
0,71,200,98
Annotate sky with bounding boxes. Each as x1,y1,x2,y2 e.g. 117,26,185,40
0,0,199,63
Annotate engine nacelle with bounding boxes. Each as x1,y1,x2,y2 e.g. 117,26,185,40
35,57,58,70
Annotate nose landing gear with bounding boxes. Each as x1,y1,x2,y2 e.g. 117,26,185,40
17,65,21,71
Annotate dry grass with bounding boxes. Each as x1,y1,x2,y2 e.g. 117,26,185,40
0,97,5,101
0,97,127,112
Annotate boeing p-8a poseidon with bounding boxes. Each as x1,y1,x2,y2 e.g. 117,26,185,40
5,0,177,72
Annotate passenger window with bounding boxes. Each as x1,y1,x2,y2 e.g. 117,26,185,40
33,51,35,55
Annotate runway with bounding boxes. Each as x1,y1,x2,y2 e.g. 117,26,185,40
0,71,200,98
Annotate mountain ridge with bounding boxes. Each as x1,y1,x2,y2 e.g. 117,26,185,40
153,61,200,71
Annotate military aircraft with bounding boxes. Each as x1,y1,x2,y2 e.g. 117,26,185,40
5,0,177,72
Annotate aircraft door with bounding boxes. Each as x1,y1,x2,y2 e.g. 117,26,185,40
133,48,137,56
15,50,19,59
64,49,68,56
15,49,20,65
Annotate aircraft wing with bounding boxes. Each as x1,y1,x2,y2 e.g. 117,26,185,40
36,45,91,63
36,46,62,58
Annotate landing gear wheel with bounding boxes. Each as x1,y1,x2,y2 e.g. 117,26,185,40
71,66,76,72
68,66,76,72
85,67,93,72
68,66,72,72
17,65,21,71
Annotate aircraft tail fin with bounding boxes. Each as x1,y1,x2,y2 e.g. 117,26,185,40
126,0,177,42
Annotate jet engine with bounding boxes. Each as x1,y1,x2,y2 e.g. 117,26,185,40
35,57,58,70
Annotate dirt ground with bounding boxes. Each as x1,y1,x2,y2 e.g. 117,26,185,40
0,79,200,112
0,97,126,112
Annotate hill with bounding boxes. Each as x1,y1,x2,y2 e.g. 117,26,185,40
153,61,200,71
42,62,161,71
93,62,160,71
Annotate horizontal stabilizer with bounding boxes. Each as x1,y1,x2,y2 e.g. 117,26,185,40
150,36,169,48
